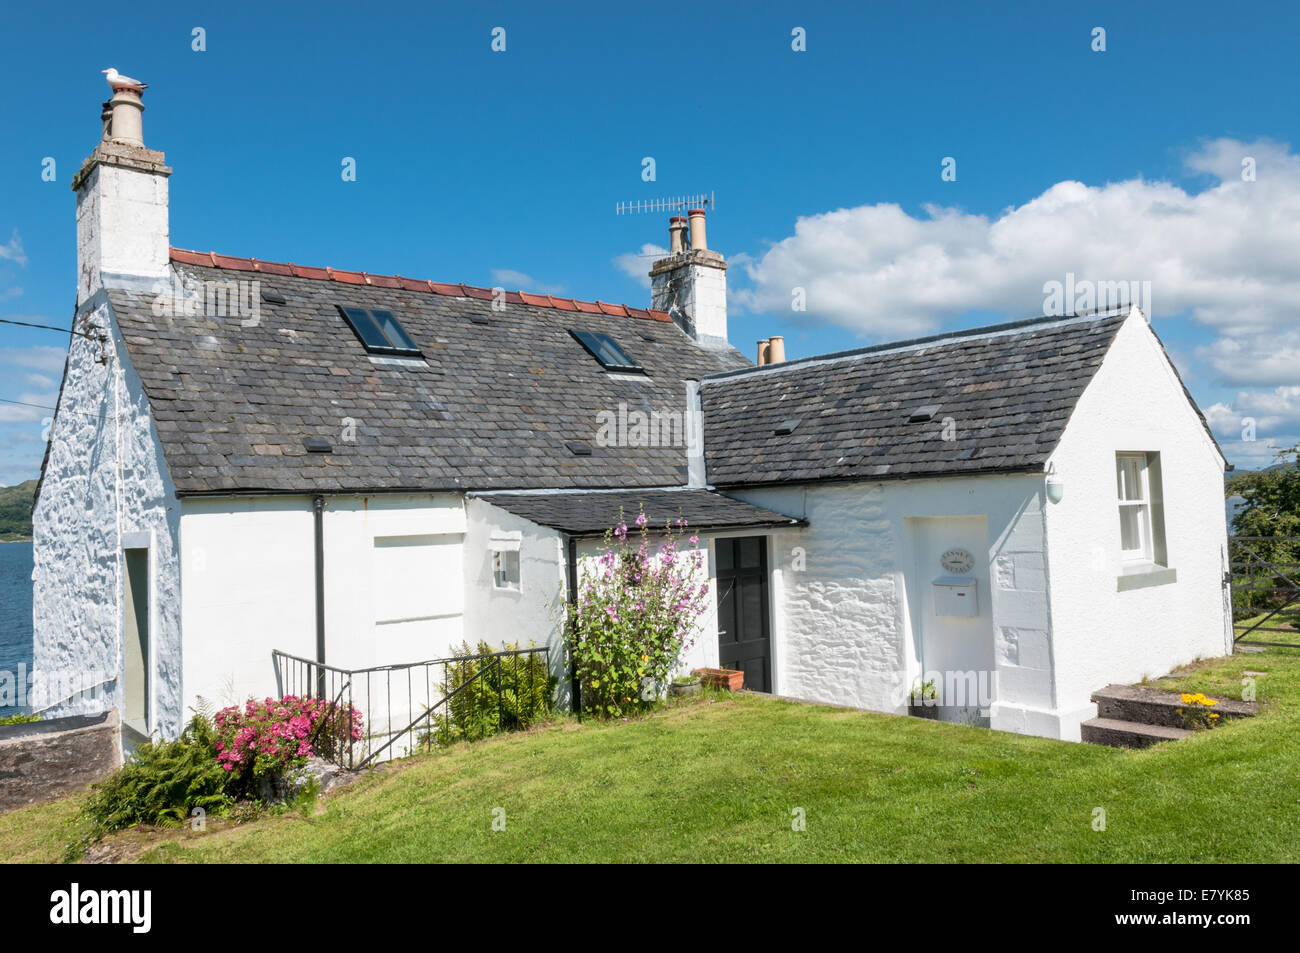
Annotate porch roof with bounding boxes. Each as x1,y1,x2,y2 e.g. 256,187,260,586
472,488,805,538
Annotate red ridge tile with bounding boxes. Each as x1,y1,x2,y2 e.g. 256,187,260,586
167,247,665,323
211,253,256,271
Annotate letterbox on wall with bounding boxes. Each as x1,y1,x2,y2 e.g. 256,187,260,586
933,575,978,617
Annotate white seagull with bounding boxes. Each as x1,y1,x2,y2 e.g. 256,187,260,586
102,68,147,90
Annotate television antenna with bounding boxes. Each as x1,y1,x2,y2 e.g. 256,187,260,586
615,191,716,216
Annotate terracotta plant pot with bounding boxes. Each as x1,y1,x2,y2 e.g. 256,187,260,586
692,667,745,691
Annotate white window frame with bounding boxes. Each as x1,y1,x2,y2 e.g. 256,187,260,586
1116,452,1153,564
492,549,521,591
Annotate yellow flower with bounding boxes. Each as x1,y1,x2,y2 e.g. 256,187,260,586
1210,713,1220,719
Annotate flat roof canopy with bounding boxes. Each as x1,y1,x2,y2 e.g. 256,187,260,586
473,488,805,538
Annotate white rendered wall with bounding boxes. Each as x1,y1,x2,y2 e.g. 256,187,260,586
321,494,466,670
463,498,567,675
730,474,1057,734
31,292,184,738
179,497,315,713
1043,312,1230,737
179,494,466,719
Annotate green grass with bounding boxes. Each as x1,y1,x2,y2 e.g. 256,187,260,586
1233,606,1300,647
5,649,1300,863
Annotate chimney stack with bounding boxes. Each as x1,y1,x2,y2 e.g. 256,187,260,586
767,336,785,364
650,208,728,349
757,339,770,366
72,71,171,308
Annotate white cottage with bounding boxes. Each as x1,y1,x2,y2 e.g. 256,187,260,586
32,80,1231,746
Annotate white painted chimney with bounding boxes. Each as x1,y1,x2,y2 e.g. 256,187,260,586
71,73,171,308
650,209,728,349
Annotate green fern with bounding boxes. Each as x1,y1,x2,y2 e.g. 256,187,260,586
80,713,233,840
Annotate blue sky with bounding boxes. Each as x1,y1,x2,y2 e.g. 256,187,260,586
2,0,1299,484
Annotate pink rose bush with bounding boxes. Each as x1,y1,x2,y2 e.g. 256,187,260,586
564,507,710,717
214,695,363,784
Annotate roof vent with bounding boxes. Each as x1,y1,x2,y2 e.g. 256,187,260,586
261,290,287,305
908,404,942,423
303,437,332,454
774,418,801,436
565,441,592,456
469,314,492,326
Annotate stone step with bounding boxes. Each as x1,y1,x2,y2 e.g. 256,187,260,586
1081,717,1192,749
1091,683,1257,729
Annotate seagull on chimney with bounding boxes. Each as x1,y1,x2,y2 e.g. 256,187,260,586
102,68,147,90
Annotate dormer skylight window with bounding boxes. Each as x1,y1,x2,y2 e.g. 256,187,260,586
569,329,643,372
338,306,422,357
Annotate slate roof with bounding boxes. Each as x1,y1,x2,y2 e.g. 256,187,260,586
700,311,1132,487
474,488,805,537
107,253,748,495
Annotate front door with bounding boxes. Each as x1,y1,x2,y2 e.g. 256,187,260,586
715,536,771,692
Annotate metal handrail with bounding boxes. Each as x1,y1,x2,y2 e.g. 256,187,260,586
271,645,551,768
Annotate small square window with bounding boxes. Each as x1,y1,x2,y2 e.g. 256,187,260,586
339,306,422,356
493,550,520,590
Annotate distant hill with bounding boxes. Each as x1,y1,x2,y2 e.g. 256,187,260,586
0,480,37,542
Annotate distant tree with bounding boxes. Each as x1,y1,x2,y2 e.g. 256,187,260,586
1226,444,1300,618
1229,443,1300,538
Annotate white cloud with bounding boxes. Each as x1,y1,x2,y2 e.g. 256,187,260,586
0,392,57,424
613,243,668,289
0,344,67,374
489,269,565,295
735,138,1300,347
0,229,26,267
1205,387,1300,468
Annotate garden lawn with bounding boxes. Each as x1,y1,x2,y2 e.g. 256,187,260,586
4,648,1299,863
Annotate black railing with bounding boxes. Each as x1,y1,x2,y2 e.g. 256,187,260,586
1228,536,1300,648
272,645,553,768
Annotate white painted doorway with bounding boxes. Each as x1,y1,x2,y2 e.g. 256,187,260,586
906,516,995,722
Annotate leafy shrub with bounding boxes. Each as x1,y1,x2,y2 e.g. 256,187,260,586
82,714,233,836
564,507,710,718
0,711,40,726
214,695,362,791
428,641,554,746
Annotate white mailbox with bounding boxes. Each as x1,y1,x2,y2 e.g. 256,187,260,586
933,576,978,617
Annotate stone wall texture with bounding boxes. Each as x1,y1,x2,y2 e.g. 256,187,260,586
0,710,120,814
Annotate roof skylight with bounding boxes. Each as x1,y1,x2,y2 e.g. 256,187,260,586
569,329,643,372
339,306,421,357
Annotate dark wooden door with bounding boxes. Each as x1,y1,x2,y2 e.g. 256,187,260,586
716,536,771,692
